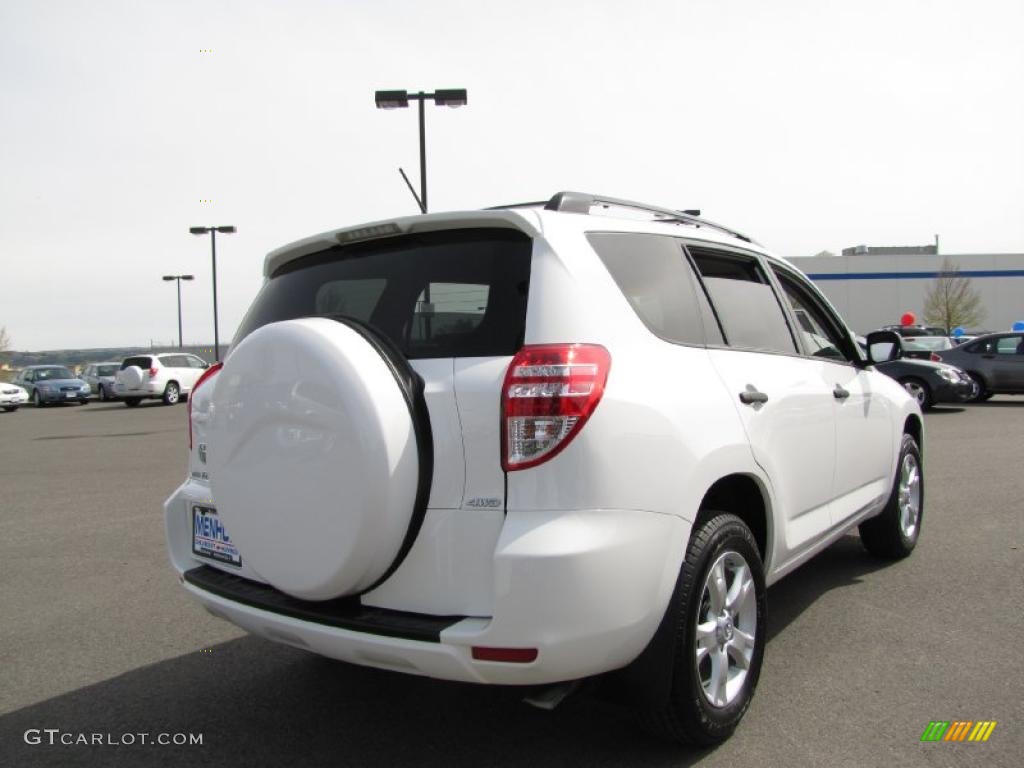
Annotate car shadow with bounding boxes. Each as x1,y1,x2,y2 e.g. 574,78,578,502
923,406,966,415
765,534,890,642
968,400,1024,407
0,536,891,768
81,402,180,413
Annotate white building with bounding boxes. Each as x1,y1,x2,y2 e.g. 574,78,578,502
787,246,1024,335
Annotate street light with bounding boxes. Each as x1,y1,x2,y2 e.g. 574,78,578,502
374,88,468,213
162,274,194,349
188,225,236,362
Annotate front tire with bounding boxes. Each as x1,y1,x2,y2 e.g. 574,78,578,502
966,373,991,402
859,433,923,559
124,397,142,408
98,384,109,402
2,406,16,412
641,513,766,745
162,381,180,405
899,377,932,409
33,391,45,408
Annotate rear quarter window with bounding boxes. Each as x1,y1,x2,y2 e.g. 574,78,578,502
587,232,719,346
233,229,532,359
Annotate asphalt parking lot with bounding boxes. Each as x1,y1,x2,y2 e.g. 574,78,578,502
1,398,1021,767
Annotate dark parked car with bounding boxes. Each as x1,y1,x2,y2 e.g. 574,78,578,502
936,332,1024,401
11,365,91,406
858,340,973,408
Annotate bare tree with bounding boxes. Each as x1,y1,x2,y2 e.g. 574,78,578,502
922,258,985,332
0,326,10,354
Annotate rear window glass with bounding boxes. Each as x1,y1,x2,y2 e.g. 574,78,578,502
233,229,532,359
122,356,153,370
688,246,797,354
97,365,119,376
588,232,718,345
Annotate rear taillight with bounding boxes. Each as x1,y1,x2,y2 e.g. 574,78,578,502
148,366,158,377
930,353,941,362
188,362,222,450
501,344,611,471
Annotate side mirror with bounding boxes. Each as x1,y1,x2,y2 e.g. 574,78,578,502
866,330,902,363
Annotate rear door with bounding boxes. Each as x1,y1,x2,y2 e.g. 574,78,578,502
686,245,837,561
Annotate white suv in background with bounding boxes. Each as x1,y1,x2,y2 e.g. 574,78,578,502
115,353,209,406
164,192,923,744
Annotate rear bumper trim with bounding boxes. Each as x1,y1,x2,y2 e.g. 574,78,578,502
183,565,463,643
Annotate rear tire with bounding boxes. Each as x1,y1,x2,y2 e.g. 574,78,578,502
162,381,180,405
124,397,141,407
640,513,766,745
98,384,109,402
859,434,923,559
2,406,16,412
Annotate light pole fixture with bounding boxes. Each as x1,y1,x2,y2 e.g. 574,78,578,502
189,225,236,362
374,88,468,213
162,274,194,349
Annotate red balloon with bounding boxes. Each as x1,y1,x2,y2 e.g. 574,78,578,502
900,312,916,326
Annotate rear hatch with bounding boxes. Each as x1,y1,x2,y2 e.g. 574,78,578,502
218,226,533,614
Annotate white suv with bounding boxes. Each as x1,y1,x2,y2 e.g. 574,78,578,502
164,192,923,744
115,353,210,406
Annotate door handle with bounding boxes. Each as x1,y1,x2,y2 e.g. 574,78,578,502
982,354,995,359
833,385,851,400
739,390,769,405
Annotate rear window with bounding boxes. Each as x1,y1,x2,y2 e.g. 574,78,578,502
233,229,532,359
97,365,119,376
121,356,153,370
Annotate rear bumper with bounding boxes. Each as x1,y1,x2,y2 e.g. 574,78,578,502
115,382,162,397
164,479,686,685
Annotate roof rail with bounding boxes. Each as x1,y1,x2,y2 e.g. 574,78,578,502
542,191,755,244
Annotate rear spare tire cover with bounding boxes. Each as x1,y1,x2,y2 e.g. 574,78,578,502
120,366,144,388
206,317,428,600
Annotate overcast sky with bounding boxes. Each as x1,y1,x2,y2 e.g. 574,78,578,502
2,0,1022,351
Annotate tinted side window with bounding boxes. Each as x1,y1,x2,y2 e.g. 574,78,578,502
234,229,531,359
588,233,714,345
687,246,797,354
995,337,1022,355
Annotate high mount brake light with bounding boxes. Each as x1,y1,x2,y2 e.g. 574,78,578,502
501,344,611,471
188,362,222,450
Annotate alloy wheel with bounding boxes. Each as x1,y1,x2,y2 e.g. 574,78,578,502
897,453,921,539
695,551,758,708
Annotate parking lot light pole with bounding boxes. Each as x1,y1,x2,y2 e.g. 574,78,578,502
189,226,236,362
374,88,468,213
162,274,194,349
